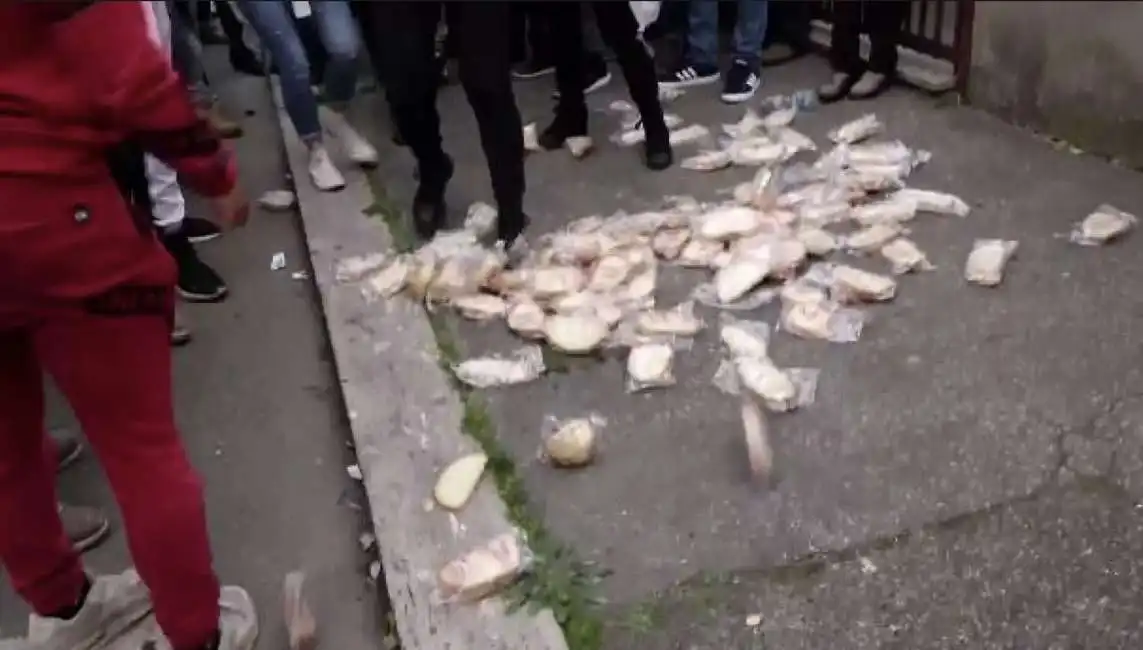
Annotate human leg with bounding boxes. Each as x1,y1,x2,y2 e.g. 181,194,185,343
849,0,908,99
448,0,528,246
722,0,767,103
659,0,720,88
311,0,379,166
539,2,589,150
818,0,864,102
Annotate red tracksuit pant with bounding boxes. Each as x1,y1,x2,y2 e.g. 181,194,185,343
0,278,220,648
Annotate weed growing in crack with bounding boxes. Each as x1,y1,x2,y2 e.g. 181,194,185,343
364,175,606,650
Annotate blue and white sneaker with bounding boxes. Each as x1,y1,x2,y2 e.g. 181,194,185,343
721,59,761,104
658,63,720,90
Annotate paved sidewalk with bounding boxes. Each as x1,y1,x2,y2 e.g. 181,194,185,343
339,53,1143,649
0,55,388,650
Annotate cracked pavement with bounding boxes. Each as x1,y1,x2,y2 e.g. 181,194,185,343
352,53,1143,646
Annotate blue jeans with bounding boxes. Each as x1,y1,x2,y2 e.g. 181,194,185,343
236,0,361,140
688,0,769,69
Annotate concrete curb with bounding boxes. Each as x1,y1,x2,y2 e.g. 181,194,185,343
268,81,569,650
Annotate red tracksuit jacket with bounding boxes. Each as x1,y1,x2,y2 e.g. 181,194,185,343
0,1,236,323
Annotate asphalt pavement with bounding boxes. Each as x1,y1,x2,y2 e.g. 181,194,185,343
0,55,390,650
354,53,1143,648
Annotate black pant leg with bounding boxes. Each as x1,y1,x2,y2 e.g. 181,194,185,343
829,0,864,75
590,2,666,135
215,1,246,46
524,1,555,65
866,0,909,74
447,1,525,218
367,2,447,170
543,2,589,131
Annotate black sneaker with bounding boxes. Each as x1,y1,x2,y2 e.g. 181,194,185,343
162,231,228,302
412,155,454,240
182,217,222,244
657,63,720,90
721,59,761,104
538,110,588,151
512,59,555,79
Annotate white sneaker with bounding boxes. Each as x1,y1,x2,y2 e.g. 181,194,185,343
319,106,379,168
307,145,346,192
104,585,258,650
26,570,154,650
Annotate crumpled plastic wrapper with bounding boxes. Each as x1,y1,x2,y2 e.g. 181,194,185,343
722,108,764,139
437,531,532,603
772,127,817,154
676,238,725,268
697,205,765,241
336,252,390,283
362,255,411,300
828,114,883,145
762,105,797,130
426,249,505,303
964,239,1018,287
715,246,773,303
258,189,297,212
729,140,791,167
454,346,545,388
540,414,605,468
797,199,852,227
681,149,733,172
779,298,864,343
895,188,971,217
880,237,934,274
522,123,542,152
830,265,897,303
652,228,692,260
1071,204,1137,245
565,136,593,159
464,202,498,237
669,124,712,146
626,342,676,392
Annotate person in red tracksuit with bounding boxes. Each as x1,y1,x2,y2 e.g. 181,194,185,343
0,3,257,649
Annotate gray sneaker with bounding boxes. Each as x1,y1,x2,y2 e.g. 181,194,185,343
27,570,154,650
127,586,259,650
58,503,111,553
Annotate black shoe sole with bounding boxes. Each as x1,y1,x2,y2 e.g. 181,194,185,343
178,286,229,303
186,232,222,244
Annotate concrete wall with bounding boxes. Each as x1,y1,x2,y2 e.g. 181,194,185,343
969,1,1143,166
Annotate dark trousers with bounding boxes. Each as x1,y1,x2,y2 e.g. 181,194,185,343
545,2,666,136
363,2,525,217
510,2,553,65
765,0,812,50
830,0,910,75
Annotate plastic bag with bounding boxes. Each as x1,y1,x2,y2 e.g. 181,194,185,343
427,249,505,303
452,294,507,321
522,123,542,152
895,188,970,217
761,105,797,130
797,199,852,227
852,197,918,226
258,189,296,212
843,223,903,254
830,265,897,303
565,136,593,159
636,301,704,337
880,237,934,274
676,237,725,268
464,202,498,237
722,108,764,139
335,252,390,283
506,298,546,340
736,357,819,412
629,1,661,33
964,239,1018,287
779,298,864,343
437,531,531,603
681,149,733,172
361,255,411,300
1071,204,1137,245
828,113,883,145
652,228,692,260
529,265,587,299
453,346,545,388
696,205,765,241
669,124,711,146
772,127,817,154
586,254,634,292
796,227,840,256
729,141,791,167
715,246,773,303
691,282,777,311
540,414,605,467
544,312,611,354
718,314,771,359
626,342,676,392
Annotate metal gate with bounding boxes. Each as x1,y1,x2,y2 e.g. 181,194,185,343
811,0,975,94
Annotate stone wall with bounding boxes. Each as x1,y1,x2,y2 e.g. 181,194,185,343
969,1,1143,166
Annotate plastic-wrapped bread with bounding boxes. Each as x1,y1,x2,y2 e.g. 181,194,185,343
852,198,918,226
735,357,797,412
453,294,507,321
626,343,676,392
719,314,770,359
529,266,586,300
844,223,902,254
652,228,691,260
636,301,704,337
796,228,839,256
677,238,724,268
895,188,970,217
586,254,633,292
506,299,546,340
437,533,529,603
828,114,883,144
698,205,765,241
681,149,733,172
830,265,897,303
362,256,411,300
542,417,599,468
880,238,933,274
1072,204,1136,245
964,239,1018,287
544,313,610,354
